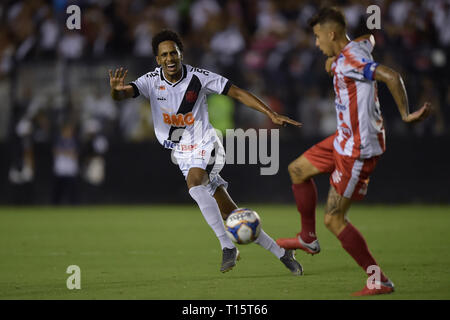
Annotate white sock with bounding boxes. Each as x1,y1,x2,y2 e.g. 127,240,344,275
189,185,235,250
254,229,285,259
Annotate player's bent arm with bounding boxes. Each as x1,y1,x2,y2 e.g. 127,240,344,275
111,85,134,101
374,64,410,121
375,64,432,123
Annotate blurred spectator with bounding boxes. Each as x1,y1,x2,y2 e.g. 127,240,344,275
81,84,117,137
38,4,59,58
207,94,235,135
296,87,322,137
119,98,154,142
414,77,446,136
0,26,14,77
0,0,447,148
52,122,79,205
189,0,220,31
9,117,34,184
80,118,108,187
83,5,112,57
58,28,85,59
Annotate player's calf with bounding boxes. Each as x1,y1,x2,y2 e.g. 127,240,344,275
324,186,351,236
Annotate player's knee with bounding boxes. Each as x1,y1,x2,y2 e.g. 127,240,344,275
323,213,333,229
187,178,203,189
324,212,347,234
186,169,209,189
288,161,305,182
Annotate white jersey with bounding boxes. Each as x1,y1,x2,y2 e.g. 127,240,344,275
330,38,385,159
130,64,231,151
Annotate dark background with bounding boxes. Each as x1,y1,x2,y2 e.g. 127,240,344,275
1,135,448,204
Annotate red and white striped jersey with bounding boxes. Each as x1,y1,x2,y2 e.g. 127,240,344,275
330,38,385,159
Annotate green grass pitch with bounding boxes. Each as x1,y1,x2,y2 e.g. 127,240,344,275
0,204,449,300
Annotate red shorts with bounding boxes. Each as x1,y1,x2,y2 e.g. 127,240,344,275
303,134,379,201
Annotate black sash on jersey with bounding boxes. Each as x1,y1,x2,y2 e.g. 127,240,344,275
167,75,202,143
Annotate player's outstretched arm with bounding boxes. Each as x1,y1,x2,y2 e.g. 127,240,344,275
109,67,134,101
374,65,431,123
227,85,302,127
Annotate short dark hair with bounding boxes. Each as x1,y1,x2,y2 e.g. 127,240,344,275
152,29,184,56
308,7,347,29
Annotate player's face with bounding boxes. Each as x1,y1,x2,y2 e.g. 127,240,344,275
313,24,333,57
156,40,183,79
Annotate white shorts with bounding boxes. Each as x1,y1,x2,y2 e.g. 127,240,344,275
171,135,228,196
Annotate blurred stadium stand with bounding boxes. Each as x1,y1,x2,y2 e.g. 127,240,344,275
0,0,448,204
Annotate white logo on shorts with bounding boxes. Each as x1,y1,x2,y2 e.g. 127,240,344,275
332,170,342,184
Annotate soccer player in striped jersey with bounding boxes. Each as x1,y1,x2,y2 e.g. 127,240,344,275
276,7,431,296
109,30,303,275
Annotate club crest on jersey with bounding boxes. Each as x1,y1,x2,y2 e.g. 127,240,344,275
163,112,195,127
185,90,198,103
339,123,352,138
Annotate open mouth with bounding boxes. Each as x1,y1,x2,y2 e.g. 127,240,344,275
167,63,177,72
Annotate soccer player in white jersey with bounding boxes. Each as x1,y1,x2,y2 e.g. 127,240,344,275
276,7,431,296
109,30,303,275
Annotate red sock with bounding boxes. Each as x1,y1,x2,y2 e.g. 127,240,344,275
338,223,388,282
292,180,317,243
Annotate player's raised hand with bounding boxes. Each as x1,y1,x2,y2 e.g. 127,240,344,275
109,67,128,91
403,102,432,123
270,112,302,128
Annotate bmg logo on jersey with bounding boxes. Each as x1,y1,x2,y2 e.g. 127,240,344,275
163,112,195,127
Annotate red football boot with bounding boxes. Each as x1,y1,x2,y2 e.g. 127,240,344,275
276,234,321,255
352,280,395,297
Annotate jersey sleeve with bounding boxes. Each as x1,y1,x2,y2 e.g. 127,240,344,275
129,74,151,99
340,41,379,81
198,69,232,95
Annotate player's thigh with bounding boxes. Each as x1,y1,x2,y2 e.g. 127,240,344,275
331,153,379,201
324,185,352,235
186,167,210,189
213,185,238,220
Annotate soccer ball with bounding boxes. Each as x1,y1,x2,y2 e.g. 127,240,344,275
225,208,261,244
